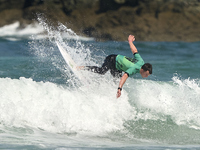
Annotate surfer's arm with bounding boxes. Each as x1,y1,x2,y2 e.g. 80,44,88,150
128,35,138,54
117,73,129,98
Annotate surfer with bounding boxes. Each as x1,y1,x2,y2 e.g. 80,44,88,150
79,35,152,98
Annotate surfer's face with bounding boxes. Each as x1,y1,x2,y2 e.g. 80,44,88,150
140,69,150,78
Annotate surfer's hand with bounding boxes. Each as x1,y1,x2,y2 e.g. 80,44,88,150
117,89,121,98
128,35,135,42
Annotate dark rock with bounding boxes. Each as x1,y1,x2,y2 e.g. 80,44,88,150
0,0,200,41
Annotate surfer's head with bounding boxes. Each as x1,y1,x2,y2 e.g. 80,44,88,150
140,63,152,78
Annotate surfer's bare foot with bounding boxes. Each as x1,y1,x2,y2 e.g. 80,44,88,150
77,66,85,70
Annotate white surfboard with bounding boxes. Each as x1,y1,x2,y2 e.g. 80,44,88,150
56,41,87,84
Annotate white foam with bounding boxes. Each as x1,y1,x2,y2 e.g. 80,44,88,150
0,22,43,37
127,76,200,129
0,21,94,41
0,77,133,135
1,74,199,136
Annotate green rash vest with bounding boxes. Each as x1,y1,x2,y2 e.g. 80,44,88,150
116,53,144,76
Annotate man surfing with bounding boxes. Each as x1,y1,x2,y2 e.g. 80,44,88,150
80,35,152,98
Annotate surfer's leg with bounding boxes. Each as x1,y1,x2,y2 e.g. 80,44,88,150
85,54,117,75
107,55,122,78
84,66,107,75
110,69,122,78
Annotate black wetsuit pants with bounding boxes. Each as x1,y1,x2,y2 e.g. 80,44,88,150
86,54,122,78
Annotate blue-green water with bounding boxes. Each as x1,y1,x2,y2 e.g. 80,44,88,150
0,20,200,150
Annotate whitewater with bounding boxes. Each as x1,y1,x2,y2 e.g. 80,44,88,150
0,18,200,150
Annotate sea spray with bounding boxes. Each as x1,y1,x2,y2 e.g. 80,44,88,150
29,15,98,87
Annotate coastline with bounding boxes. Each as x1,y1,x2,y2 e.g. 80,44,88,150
0,0,199,41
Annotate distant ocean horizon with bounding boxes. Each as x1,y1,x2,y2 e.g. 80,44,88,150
0,19,200,150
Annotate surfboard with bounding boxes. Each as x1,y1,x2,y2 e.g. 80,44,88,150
56,41,87,84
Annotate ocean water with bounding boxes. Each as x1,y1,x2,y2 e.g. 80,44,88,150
0,19,200,150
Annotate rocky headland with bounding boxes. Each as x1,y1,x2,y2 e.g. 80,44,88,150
0,0,200,41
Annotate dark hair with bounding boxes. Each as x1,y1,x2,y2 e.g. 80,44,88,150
142,63,152,74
